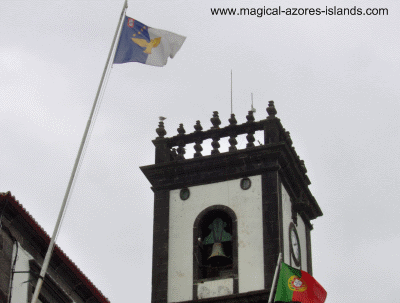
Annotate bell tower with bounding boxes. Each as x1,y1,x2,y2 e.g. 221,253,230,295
140,101,323,303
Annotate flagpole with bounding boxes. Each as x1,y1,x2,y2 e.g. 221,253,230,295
268,252,282,303
31,1,128,302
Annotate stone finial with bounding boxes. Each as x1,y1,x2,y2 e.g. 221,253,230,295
246,110,255,123
228,114,237,126
266,101,277,119
156,121,166,138
210,111,221,129
194,120,203,132
177,123,186,135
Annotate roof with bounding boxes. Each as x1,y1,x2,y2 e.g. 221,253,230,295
0,191,110,303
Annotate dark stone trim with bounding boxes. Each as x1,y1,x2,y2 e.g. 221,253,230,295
193,284,198,302
142,145,282,191
233,277,239,294
151,189,170,303
305,224,313,275
261,170,281,291
141,142,322,221
0,288,7,303
288,223,301,269
162,120,267,148
154,138,171,164
193,205,238,299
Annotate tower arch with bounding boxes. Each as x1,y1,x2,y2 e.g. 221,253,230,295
193,205,238,286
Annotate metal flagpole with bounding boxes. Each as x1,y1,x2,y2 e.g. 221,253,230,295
268,252,283,303
31,1,128,302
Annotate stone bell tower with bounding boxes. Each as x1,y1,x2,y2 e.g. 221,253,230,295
140,101,323,303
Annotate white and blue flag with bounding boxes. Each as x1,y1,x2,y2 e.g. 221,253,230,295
114,17,186,67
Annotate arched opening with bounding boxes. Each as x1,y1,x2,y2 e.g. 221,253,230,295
193,206,238,282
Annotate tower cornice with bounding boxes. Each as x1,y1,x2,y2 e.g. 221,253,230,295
140,141,322,220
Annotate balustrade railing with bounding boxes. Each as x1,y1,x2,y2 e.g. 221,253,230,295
153,101,300,165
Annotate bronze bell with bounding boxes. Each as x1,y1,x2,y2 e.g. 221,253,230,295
203,218,232,266
208,243,230,266
208,243,227,259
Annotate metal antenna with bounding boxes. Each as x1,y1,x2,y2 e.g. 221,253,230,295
231,70,233,114
251,93,256,112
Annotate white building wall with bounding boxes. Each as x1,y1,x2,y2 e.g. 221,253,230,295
296,214,308,271
281,184,292,265
197,278,233,299
10,243,32,303
281,183,308,271
168,175,264,302
9,243,76,303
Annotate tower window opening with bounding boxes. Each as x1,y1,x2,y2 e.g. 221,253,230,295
197,210,234,280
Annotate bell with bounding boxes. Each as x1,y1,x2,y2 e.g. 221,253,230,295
208,243,226,258
208,243,230,266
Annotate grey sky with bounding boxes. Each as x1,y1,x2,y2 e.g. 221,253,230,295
1,0,399,302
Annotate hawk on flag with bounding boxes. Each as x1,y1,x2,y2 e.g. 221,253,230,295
114,17,186,66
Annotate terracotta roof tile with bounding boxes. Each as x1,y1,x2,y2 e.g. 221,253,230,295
0,192,110,303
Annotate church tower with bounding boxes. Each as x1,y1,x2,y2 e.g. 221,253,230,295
140,101,323,303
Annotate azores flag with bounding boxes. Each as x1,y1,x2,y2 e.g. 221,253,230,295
113,17,186,67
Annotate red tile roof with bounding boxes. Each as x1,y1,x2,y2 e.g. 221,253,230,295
0,192,110,303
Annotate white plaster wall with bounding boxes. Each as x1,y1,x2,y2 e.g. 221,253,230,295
10,243,32,303
9,244,75,303
281,184,292,265
197,278,233,299
168,175,264,302
281,183,308,271
296,214,308,271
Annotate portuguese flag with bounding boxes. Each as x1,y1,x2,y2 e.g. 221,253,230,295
274,262,327,303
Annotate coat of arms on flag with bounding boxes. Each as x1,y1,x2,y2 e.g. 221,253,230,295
114,16,186,67
274,262,327,303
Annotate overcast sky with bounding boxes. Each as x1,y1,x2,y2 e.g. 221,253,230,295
1,0,399,302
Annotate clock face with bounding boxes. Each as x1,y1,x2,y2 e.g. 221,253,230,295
289,223,301,267
291,229,300,260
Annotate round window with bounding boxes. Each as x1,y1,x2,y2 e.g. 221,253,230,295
240,178,251,190
180,188,190,200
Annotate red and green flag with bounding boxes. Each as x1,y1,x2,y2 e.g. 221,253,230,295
274,262,327,303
